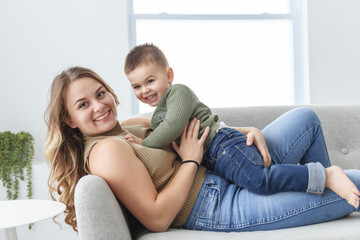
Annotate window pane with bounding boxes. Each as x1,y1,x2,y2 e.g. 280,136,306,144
136,20,295,114
133,0,290,14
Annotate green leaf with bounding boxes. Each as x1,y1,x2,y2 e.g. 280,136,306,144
0,131,34,201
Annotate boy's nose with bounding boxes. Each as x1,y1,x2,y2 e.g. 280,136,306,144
142,87,150,94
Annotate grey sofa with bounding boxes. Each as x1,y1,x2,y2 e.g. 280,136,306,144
75,105,360,240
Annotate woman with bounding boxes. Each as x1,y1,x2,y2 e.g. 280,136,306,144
45,66,360,232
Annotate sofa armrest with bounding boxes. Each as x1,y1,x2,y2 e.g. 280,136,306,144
75,175,132,240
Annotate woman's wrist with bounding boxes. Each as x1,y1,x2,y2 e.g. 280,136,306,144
181,160,200,169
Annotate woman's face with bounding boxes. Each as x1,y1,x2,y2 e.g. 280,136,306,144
65,77,118,136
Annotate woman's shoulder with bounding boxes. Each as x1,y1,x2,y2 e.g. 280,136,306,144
95,135,127,146
87,137,135,173
92,137,133,159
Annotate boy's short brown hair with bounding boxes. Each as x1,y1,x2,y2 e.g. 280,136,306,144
124,43,169,74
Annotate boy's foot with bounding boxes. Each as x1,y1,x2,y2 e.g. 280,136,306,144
325,166,360,208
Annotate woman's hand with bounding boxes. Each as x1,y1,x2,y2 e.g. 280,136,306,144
246,128,271,168
172,118,210,165
91,118,210,232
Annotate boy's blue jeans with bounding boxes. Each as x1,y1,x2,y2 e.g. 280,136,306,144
182,107,360,231
203,107,329,195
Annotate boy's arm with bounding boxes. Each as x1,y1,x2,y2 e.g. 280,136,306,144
121,117,151,128
231,126,255,135
142,86,195,149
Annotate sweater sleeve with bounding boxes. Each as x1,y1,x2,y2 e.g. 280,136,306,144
142,85,196,148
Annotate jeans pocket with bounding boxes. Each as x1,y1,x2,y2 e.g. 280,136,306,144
199,185,220,221
234,143,264,166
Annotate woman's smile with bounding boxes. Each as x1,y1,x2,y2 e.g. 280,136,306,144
94,110,110,122
65,77,118,136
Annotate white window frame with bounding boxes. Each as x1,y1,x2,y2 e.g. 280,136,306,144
127,0,305,115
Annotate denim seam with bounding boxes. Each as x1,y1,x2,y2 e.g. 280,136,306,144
200,186,221,220
216,140,265,190
282,124,320,164
217,134,267,189
234,145,264,166
317,128,331,167
208,132,229,157
212,147,266,196
209,134,246,166
187,173,213,229
195,195,343,230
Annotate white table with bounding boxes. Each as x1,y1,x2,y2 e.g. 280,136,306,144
0,199,66,240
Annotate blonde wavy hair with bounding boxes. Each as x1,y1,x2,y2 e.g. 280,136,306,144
44,66,119,231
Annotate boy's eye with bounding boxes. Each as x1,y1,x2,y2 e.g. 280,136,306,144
147,79,154,84
133,86,140,90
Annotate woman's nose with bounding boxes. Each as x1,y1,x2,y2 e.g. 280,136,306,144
93,101,105,112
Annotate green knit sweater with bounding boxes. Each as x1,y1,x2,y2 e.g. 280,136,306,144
142,84,220,149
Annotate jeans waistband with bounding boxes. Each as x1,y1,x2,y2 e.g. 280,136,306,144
216,121,228,132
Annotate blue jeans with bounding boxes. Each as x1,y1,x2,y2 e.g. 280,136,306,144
203,107,329,194
181,169,360,231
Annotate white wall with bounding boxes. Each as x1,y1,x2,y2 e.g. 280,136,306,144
307,0,360,104
0,0,130,239
1,0,360,239
0,0,132,164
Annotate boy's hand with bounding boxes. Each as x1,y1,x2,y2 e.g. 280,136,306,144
125,133,143,145
246,128,271,168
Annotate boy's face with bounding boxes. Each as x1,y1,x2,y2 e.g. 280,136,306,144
127,62,173,107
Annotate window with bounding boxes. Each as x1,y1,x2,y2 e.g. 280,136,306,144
128,0,304,114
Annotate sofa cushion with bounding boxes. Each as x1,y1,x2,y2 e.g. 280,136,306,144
138,213,360,240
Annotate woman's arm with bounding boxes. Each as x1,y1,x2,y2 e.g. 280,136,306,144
231,126,271,168
89,118,209,232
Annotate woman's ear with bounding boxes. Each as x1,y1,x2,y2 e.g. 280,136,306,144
167,67,174,85
65,118,77,128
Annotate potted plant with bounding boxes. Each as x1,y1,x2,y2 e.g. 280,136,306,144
0,131,34,200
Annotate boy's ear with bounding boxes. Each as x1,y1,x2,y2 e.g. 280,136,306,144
65,118,77,129
167,67,174,85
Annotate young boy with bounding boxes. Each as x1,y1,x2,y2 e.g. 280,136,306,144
122,43,334,195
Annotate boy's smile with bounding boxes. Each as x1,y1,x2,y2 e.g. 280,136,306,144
127,62,173,107
144,93,159,105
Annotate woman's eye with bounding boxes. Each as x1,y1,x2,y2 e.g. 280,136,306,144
79,102,88,109
98,91,106,98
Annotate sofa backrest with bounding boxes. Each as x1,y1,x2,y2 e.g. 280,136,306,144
211,105,360,170
139,105,360,169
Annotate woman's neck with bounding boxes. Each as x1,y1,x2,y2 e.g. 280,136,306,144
83,121,124,138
